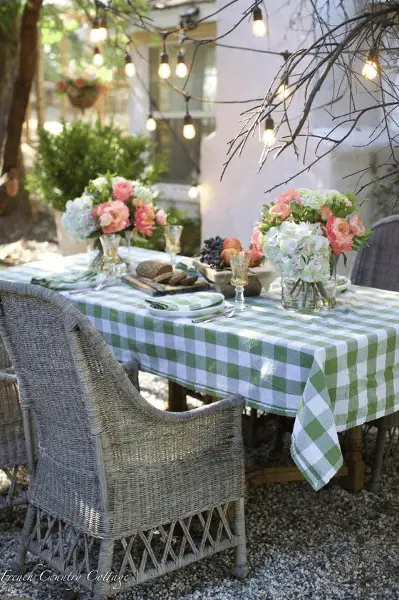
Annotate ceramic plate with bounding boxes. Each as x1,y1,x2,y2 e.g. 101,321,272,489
336,276,351,293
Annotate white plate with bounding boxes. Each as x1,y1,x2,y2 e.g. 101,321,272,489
146,301,226,319
336,276,351,293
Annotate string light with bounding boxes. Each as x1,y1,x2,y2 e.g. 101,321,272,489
89,16,102,44
183,96,196,139
262,116,276,147
146,113,157,131
252,6,266,38
158,33,171,79
176,50,188,78
98,16,108,42
362,48,379,80
124,51,136,77
277,75,290,101
188,184,200,199
93,47,104,67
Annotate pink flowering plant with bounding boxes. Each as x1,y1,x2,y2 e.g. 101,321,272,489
255,189,370,308
62,173,167,242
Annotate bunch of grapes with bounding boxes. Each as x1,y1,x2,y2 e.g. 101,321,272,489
199,236,227,269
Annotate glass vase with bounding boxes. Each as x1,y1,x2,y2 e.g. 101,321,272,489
281,262,337,313
94,234,127,277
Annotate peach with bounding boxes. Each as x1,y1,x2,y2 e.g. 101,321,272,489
220,247,239,266
223,237,242,251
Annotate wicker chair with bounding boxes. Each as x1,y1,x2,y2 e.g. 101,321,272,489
0,281,246,599
0,337,27,507
351,214,399,492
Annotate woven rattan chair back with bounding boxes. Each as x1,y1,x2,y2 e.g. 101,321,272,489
351,215,399,291
0,281,246,598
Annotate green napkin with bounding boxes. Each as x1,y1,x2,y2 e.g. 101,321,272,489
145,292,224,312
31,270,99,291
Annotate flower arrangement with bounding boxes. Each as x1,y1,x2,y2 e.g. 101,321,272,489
62,174,167,243
57,63,111,109
255,188,370,310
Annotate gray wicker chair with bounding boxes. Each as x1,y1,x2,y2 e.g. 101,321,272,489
351,214,399,492
0,281,246,599
0,338,27,507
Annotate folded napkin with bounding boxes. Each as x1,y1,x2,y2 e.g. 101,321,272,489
145,292,224,312
31,270,99,291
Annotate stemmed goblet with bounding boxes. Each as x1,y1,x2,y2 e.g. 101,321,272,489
230,250,251,312
164,225,183,267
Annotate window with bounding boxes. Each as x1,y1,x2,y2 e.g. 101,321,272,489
149,43,216,184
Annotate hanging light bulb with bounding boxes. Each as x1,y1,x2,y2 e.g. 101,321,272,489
158,51,171,79
146,113,157,132
93,47,104,67
183,114,196,140
176,50,188,78
90,16,102,44
97,16,108,43
252,6,266,37
277,75,290,101
188,184,199,199
362,49,379,80
124,52,136,77
262,116,276,147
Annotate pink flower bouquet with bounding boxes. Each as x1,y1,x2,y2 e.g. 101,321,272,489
256,188,370,310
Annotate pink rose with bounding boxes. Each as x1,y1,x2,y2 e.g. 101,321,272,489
156,208,167,227
325,216,354,255
269,203,291,221
250,225,263,249
319,205,333,222
112,178,133,202
94,200,130,235
349,213,365,237
134,204,155,237
275,189,302,207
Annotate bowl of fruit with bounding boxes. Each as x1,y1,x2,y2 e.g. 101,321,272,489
193,236,276,298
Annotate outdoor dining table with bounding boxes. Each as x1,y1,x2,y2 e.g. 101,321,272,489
2,246,399,493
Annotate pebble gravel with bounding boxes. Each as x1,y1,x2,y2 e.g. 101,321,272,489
0,374,398,600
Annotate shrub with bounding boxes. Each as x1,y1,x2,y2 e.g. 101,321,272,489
27,119,166,212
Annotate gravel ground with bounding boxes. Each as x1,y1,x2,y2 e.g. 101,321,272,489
0,373,398,600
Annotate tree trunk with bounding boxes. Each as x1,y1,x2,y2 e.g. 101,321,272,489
2,0,43,174
0,0,43,216
0,17,20,157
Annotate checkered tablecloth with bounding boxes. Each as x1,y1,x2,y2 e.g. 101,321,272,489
2,248,399,491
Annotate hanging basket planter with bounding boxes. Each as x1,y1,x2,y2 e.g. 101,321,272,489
66,84,102,110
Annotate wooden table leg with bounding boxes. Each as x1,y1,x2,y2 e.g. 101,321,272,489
341,425,365,492
248,408,258,447
168,381,188,412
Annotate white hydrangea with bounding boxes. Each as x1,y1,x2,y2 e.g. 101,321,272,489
91,176,108,191
62,195,97,242
264,220,331,283
132,181,155,204
297,189,325,210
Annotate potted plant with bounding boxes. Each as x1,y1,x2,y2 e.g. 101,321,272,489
56,63,110,110
26,120,165,255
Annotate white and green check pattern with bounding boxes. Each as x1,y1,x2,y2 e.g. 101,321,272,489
3,248,399,491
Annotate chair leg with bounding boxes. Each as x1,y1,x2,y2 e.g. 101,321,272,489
15,504,36,570
94,539,114,600
368,421,388,493
233,498,247,580
248,408,258,447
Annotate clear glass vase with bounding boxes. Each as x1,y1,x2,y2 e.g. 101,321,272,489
281,262,337,312
91,234,127,277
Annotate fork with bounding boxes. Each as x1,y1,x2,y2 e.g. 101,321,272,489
68,278,117,295
192,307,236,323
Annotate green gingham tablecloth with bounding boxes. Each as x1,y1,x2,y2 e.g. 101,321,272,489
2,248,399,491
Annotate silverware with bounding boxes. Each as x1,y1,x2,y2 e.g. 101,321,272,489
192,307,236,323
68,279,117,295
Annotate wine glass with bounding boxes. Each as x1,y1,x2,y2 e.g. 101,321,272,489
230,251,251,312
164,225,183,267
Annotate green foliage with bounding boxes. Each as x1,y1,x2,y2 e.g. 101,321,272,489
26,120,166,212
0,0,25,39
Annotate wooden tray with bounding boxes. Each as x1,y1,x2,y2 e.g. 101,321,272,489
122,275,210,296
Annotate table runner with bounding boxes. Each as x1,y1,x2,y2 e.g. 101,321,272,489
2,248,399,491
